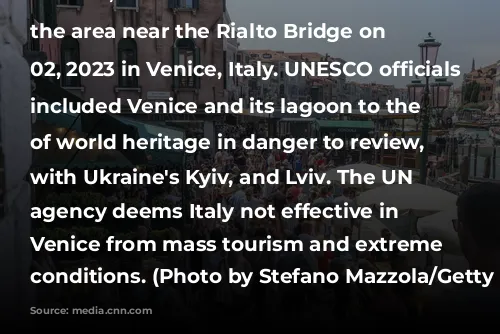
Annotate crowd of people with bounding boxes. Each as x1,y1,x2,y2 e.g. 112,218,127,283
182,124,420,322
32,121,500,328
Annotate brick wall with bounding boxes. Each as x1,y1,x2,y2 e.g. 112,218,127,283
51,0,226,105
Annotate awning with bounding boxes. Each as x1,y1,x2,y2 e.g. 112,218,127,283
33,77,84,103
33,77,185,166
36,111,83,133
113,115,185,165
114,116,184,145
32,147,133,169
33,77,84,132
83,113,186,166
317,120,374,134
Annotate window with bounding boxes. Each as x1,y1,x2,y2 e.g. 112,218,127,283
115,0,138,9
179,0,193,8
168,0,200,10
0,100,3,218
34,0,57,28
118,39,139,88
60,37,81,87
173,38,200,89
58,0,83,6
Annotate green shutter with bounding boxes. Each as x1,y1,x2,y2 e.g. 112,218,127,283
193,0,200,9
44,0,57,28
172,46,179,89
194,47,201,88
168,0,177,9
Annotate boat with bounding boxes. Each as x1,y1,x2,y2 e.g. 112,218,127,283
489,127,500,141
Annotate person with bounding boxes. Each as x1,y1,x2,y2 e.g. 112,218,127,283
345,152,352,165
298,221,320,272
281,189,299,234
288,183,302,203
372,228,399,262
332,188,354,240
426,161,434,183
270,183,287,216
421,182,500,325
335,226,356,261
242,187,264,231
267,150,276,168
294,152,302,173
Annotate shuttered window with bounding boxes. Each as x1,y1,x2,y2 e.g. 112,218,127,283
118,39,139,88
116,0,138,8
60,37,81,87
58,0,84,6
172,39,200,89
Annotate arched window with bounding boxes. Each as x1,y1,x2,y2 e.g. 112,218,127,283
60,36,80,87
118,38,138,88
173,38,199,89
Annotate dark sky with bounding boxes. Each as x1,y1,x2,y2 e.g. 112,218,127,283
228,0,499,88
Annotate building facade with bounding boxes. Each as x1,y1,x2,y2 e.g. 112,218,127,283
36,0,231,120
476,78,494,102
463,62,496,103
359,84,373,103
394,88,408,103
284,52,339,102
448,88,462,109
494,60,500,101
245,50,309,105
329,57,347,102
0,0,34,317
223,8,240,103
233,49,250,106
346,82,362,105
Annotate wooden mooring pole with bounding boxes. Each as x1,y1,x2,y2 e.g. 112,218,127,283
473,144,478,178
467,144,472,178
493,145,497,180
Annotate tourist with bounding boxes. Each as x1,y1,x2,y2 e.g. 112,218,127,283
422,182,500,324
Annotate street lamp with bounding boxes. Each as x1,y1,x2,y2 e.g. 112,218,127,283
430,77,453,109
407,80,425,103
419,33,441,67
417,33,442,184
407,80,425,125
430,77,453,170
